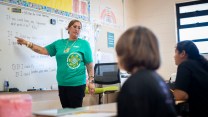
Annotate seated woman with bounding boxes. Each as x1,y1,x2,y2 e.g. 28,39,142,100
115,26,177,117
173,40,208,117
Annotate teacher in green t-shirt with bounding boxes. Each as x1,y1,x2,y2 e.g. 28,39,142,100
16,19,95,108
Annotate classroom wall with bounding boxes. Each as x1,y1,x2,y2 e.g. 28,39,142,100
124,0,199,80
90,0,125,60
123,0,138,29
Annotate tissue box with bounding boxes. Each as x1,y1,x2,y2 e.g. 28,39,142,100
0,94,32,117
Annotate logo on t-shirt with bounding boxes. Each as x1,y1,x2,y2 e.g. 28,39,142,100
67,52,81,69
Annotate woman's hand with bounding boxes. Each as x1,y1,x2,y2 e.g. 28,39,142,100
15,37,49,55
88,81,95,95
16,37,27,45
173,89,189,100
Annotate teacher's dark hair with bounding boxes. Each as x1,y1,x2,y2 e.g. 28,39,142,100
116,26,160,73
176,40,208,69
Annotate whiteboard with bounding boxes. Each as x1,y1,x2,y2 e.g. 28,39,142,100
0,2,94,91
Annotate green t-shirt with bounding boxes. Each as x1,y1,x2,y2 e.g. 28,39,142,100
45,38,93,86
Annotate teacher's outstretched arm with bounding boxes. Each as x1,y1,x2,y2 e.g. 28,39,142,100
16,37,49,55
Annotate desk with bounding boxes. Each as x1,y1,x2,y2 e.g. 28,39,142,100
33,103,117,117
33,100,184,117
175,100,186,105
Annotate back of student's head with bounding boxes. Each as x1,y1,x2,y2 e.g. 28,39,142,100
116,26,160,73
176,40,208,69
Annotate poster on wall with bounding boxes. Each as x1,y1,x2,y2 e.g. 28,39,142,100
99,0,124,28
0,0,90,21
107,32,114,48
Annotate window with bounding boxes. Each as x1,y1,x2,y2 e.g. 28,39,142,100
176,1,208,54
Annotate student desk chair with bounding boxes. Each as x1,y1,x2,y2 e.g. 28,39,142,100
86,63,120,104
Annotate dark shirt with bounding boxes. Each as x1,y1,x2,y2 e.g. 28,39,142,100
117,69,176,117
175,59,208,117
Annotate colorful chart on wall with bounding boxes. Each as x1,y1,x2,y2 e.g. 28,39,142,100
1,0,90,21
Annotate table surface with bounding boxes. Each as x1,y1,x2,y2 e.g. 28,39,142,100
33,100,185,117
33,103,117,117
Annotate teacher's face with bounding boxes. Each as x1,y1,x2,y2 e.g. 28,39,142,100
68,22,82,39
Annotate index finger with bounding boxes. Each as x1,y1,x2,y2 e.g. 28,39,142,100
15,37,20,39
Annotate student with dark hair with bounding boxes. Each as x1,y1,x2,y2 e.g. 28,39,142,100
116,26,177,117
173,40,208,117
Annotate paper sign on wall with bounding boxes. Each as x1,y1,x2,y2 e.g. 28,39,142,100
107,32,114,48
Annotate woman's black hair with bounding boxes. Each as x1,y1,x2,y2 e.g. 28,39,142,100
176,40,208,69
